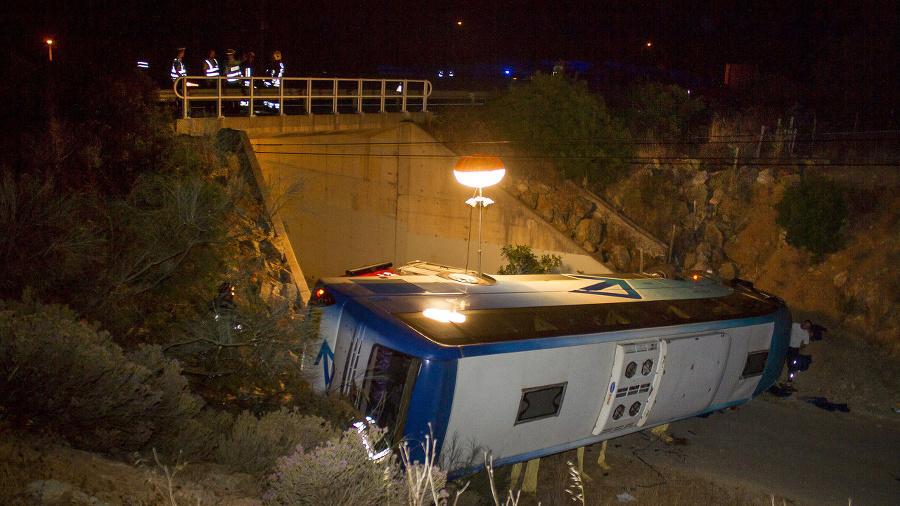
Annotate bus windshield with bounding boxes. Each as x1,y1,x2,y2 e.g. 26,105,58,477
357,344,421,445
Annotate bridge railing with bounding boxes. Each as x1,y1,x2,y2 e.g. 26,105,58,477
170,76,432,119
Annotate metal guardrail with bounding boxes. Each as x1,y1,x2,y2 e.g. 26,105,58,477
171,76,432,119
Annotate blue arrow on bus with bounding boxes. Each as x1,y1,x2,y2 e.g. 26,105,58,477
569,276,642,299
314,340,335,387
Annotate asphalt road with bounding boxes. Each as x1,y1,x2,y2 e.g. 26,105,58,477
612,396,900,505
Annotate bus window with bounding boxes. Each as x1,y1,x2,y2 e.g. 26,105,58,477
516,382,568,424
357,345,421,445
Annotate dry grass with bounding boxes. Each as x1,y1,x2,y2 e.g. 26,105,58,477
452,447,788,506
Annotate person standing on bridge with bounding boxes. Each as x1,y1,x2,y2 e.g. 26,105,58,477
240,51,257,114
224,49,241,87
264,50,285,112
169,47,187,81
170,47,187,81
204,50,220,88
223,49,242,115
265,50,284,88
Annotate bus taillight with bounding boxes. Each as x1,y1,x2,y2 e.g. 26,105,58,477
310,287,336,306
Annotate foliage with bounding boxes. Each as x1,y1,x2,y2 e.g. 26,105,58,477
497,245,562,275
620,81,707,145
564,460,586,505
775,177,848,259
0,171,99,300
21,71,175,196
167,302,322,414
606,167,681,241
217,409,339,474
155,408,235,463
263,427,406,506
487,73,632,187
0,294,202,453
398,432,450,506
88,171,237,343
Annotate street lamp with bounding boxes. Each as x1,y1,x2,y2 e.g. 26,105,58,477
46,39,53,61
453,154,506,277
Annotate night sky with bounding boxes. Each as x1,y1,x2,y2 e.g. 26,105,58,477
6,1,899,90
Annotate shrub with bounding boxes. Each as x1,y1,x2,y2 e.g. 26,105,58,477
619,81,707,145
217,408,339,474
0,171,97,301
497,245,562,275
156,408,235,463
0,294,202,453
168,302,323,414
487,73,632,187
775,177,848,259
264,427,405,506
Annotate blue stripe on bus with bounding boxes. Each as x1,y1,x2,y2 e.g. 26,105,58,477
402,358,458,465
753,305,792,396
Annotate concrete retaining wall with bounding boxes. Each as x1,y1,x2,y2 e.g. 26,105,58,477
247,122,609,284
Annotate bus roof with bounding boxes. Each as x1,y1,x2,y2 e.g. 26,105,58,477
315,268,783,347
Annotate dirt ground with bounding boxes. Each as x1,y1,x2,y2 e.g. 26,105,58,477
0,420,789,506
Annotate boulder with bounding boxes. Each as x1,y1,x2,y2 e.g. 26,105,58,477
519,190,539,209
704,223,725,249
709,188,726,207
573,218,604,246
609,244,633,271
833,271,849,289
536,194,555,222
259,238,285,263
282,281,299,305
718,261,739,280
691,170,709,186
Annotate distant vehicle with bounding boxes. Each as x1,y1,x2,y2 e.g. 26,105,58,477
304,261,791,475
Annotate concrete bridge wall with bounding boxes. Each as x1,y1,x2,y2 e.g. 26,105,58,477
239,119,608,285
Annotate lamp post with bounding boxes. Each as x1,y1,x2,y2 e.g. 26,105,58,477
46,39,53,61
453,154,506,277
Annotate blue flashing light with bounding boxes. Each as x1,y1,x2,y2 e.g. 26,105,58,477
504,69,511,75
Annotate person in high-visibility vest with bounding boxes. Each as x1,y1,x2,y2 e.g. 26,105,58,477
204,50,220,87
170,47,187,81
224,49,241,86
241,51,256,88
264,50,285,111
240,51,256,113
265,51,284,88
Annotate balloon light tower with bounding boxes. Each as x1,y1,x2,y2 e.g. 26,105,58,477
453,154,506,277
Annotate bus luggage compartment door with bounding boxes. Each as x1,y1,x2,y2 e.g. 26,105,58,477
592,341,662,435
641,332,731,426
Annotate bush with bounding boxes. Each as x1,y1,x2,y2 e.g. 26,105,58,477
620,81,707,145
217,408,338,474
497,245,562,275
264,427,405,506
775,177,848,259
0,294,202,453
487,73,632,187
0,171,97,301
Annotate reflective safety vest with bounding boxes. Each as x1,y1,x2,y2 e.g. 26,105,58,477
267,62,284,87
205,58,220,77
225,59,241,82
243,66,252,88
170,58,186,80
